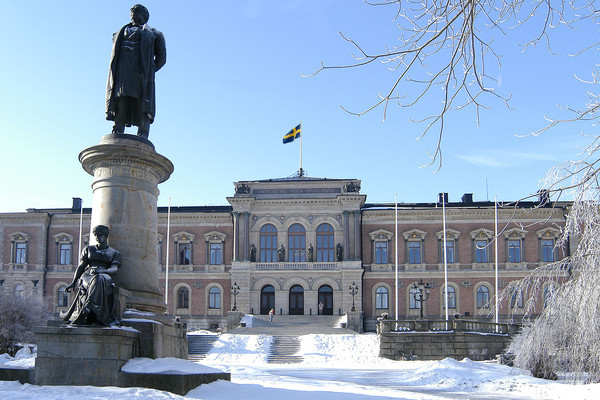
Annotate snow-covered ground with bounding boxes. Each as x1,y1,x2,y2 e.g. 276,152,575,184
1,331,600,399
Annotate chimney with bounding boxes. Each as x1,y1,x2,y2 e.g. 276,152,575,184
72,197,82,211
438,193,448,204
461,193,473,203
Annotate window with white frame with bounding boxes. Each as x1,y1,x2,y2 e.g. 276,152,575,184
510,286,523,308
375,241,388,264
57,285,69,307
409,286,421,309
10,232,30,264
369,229,393,265
504,228,527,263
537,228,560,263
177,286,189,309
53,233,74,265
476,285,490,309
436,229,460,264
375,286,389,309
470,228,493,264
173,232,195,265
204,231,226,265
443,285,456,309
208,287,221,309
403,229,427,264
260,224,278,262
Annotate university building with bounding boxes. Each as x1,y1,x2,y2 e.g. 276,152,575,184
0,175,570,331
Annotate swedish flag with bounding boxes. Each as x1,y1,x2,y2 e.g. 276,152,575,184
283,124,301,144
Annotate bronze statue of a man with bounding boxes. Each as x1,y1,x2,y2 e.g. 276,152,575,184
106,4,166,138
61,225,121,326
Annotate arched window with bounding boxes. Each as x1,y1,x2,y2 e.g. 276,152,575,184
260,285,275,315
177,287,189,309
443,286,456,309
510,286,523,308
14,284,25,299
544,285,556,308
409,287,421,309
260,224,278,262
288,224,306,262
476,285,490,309
57,285,69,307
209,287,221,309
376,286,389,309
316,223,334,262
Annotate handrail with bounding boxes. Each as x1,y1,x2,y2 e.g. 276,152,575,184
377,318,519,335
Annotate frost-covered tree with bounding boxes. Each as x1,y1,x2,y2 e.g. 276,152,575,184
310,0,600,381
0,292,48,355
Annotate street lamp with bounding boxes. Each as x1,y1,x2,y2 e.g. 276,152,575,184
230,282,240,311
412,279,431,319
349,282,359,312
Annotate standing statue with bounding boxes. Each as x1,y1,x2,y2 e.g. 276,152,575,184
61,225,121,326
336,243,343,262
278,244,286,262
249,244,256,262
307,244,314,262
106,4,166,138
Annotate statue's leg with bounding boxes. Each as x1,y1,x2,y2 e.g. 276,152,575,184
137,114,150,138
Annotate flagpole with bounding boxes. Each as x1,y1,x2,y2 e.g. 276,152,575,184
442,194,449,328
395,193,399,322
495,196,499,327
299,121,303,176
165,197,171,309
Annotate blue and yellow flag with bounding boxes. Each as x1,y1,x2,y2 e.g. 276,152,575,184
283,124,301,144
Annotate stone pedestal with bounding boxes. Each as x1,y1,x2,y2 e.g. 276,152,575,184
227,311,243,330
346,310,364,333
34,326,140,386
79,134,173,315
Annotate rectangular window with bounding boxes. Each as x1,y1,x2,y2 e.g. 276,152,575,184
541,239,554,262
210,243,223,265
178,243,191,265
408,241,421,264
59,243,72,265
443,240,455,263
15,243,27,264
375,241,387,264
475,240,488,263
375,288,389,309
209,288,221,309
508,240,521,263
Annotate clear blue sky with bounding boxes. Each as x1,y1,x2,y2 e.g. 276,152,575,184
0,1,597,212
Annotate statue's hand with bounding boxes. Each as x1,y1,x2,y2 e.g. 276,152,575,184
65,282,76,292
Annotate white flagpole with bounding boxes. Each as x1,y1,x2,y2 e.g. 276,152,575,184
299,122,303,176
495,196,499,327
165,198,172,309
395,193,399,322
442,194,449,327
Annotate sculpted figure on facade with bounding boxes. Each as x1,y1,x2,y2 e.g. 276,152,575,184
106,4,166,138
250,244,256,262
61,225,120,326
336,243,343,262
307,244,314,262
278,244,286,262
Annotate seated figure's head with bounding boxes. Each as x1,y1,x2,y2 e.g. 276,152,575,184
92,225,110,238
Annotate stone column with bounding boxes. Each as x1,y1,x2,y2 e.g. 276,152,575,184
79,135,174,314
353,210,361,260
343,211,350,260
232,212,240,261
243,212,250,261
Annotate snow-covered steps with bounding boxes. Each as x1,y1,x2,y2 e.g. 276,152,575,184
267,335,304,364
188,334,219,361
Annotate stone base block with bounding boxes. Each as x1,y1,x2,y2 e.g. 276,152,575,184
33,325,140,386
119,371,231,396
121,319,187,359
0,367,35,384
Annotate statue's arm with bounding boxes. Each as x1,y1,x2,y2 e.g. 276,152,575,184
154,31,166,71
66,249,89,291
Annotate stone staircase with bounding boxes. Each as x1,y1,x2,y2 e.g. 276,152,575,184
267,335,304,364
187,334,219,361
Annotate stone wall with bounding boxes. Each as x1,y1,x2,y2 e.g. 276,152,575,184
379,331,511,361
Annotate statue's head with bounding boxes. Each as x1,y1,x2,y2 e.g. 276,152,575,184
92,225,110,238
131,4,149,25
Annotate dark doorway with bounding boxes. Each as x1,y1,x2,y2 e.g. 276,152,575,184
260,285,275,315
289,285,304,315
318,285,334,315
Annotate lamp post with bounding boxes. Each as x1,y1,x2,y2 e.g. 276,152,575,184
349,282,359,312
412,279,431,319
230,282,240,311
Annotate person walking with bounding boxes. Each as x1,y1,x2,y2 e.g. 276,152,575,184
269,308,274,323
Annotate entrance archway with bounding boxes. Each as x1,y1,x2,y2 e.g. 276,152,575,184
289,285,304,315
318,285,334,315
260,285,275,315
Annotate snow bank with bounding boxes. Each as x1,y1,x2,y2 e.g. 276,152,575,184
122,357,223,374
